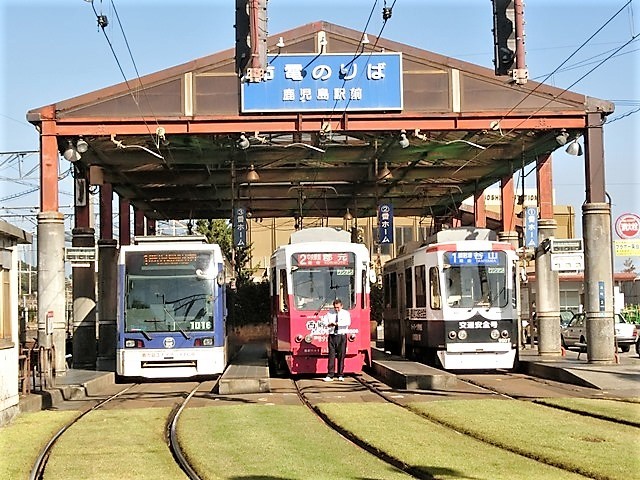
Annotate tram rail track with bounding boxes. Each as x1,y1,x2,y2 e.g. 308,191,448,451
29,384,138,480
167,376,221,480
292,378,430,480
352,374,603,479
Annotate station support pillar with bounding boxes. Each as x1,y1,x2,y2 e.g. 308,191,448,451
583,203,615,363
37,212,66,380
535,219,561,356
97,239,118,371
582,111,615,364
72,228,97,369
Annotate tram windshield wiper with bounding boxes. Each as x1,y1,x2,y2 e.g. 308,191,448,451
176,326,190,340
130,328,152,341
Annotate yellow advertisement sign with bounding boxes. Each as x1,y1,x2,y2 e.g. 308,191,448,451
614,240,640,256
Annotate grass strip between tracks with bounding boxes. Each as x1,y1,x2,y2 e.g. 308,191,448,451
534,397,640,426
407,398,640,480
318,402,584,480
45,407,187,480
179,403,582,480
178,404,413,480
0,410,78,480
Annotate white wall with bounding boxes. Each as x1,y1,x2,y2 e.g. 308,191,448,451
0,243,20,426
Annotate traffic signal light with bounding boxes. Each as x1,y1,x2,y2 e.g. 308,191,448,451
235,0,251,76
492,0,516,75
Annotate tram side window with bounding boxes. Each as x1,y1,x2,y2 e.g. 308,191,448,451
279,269,288,312
415,265,426,308
384,272,398,308
405,267,413,308
271,267,277,313
429,267,441,310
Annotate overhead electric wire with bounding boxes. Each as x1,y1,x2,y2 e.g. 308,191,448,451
452,1,639,176
88,0,166,161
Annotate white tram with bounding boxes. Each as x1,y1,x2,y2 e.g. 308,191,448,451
383,228,519,370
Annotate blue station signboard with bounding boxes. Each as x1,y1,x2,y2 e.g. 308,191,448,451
241,53,403,113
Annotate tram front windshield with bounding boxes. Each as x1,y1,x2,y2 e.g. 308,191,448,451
291,252,356,310
124,251,216,333
443,251,508,308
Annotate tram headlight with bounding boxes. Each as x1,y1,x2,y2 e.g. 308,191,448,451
124,339,144,348
501,330,510,339
194,337,214,347
448,330,457,340
457,330,467,340
294,335,303,343
348,334,356,342
490,329,500,340
304,334,313,343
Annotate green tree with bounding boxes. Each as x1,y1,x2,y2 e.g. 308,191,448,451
195,219,255,285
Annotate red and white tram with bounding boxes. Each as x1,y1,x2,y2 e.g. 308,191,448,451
383,228,519,370
269,227,373,375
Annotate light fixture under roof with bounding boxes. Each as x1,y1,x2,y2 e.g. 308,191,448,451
555,129,569,146
565,139,583,156
246,164,260,182
237,133,250,150
377,162,392,181
343,208,353,221
63,139,81,162
398,131,410,149
76,137,89,153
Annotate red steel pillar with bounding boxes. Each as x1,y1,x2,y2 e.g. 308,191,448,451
119,197,131,246
37,105,66,382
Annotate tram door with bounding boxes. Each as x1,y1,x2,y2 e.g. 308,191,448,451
398,270,407,357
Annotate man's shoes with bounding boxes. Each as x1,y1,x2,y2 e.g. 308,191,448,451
323,376,333,382
338,376,344,381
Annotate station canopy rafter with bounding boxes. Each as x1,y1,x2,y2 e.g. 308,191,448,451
27,21,612,223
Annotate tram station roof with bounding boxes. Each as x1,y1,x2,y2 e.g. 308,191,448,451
27,21,613,222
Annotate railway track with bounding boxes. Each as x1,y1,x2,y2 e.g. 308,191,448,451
292,378,429,479
167,376,221,480
29,379,220,480
29,384,138,480
353,372,638,478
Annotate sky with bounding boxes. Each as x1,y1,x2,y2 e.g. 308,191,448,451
1,0,638,270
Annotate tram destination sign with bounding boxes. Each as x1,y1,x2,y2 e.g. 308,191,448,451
241,53,403,112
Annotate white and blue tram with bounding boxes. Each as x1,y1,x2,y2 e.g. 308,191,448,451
116,236,229,378
383,228,518,370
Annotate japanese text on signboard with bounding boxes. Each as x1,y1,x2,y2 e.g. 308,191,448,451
233,207,246,247
378,203,394,244
293,252,352,267
241,53,403,112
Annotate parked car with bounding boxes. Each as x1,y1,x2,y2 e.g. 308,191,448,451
561,313,637,352
560,310,574,328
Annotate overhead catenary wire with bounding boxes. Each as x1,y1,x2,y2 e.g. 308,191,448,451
453,2,639,176
88,0,166,161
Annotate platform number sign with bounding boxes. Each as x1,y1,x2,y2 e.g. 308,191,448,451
378,203,394,244
524,206,538,248
233,207,247,247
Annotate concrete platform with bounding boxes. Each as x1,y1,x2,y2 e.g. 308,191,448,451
218,343,270,394
19,368,115,413
518,346,640,395
370,348,458,390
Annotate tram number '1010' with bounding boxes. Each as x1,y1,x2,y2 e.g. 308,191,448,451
190,321,212,330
